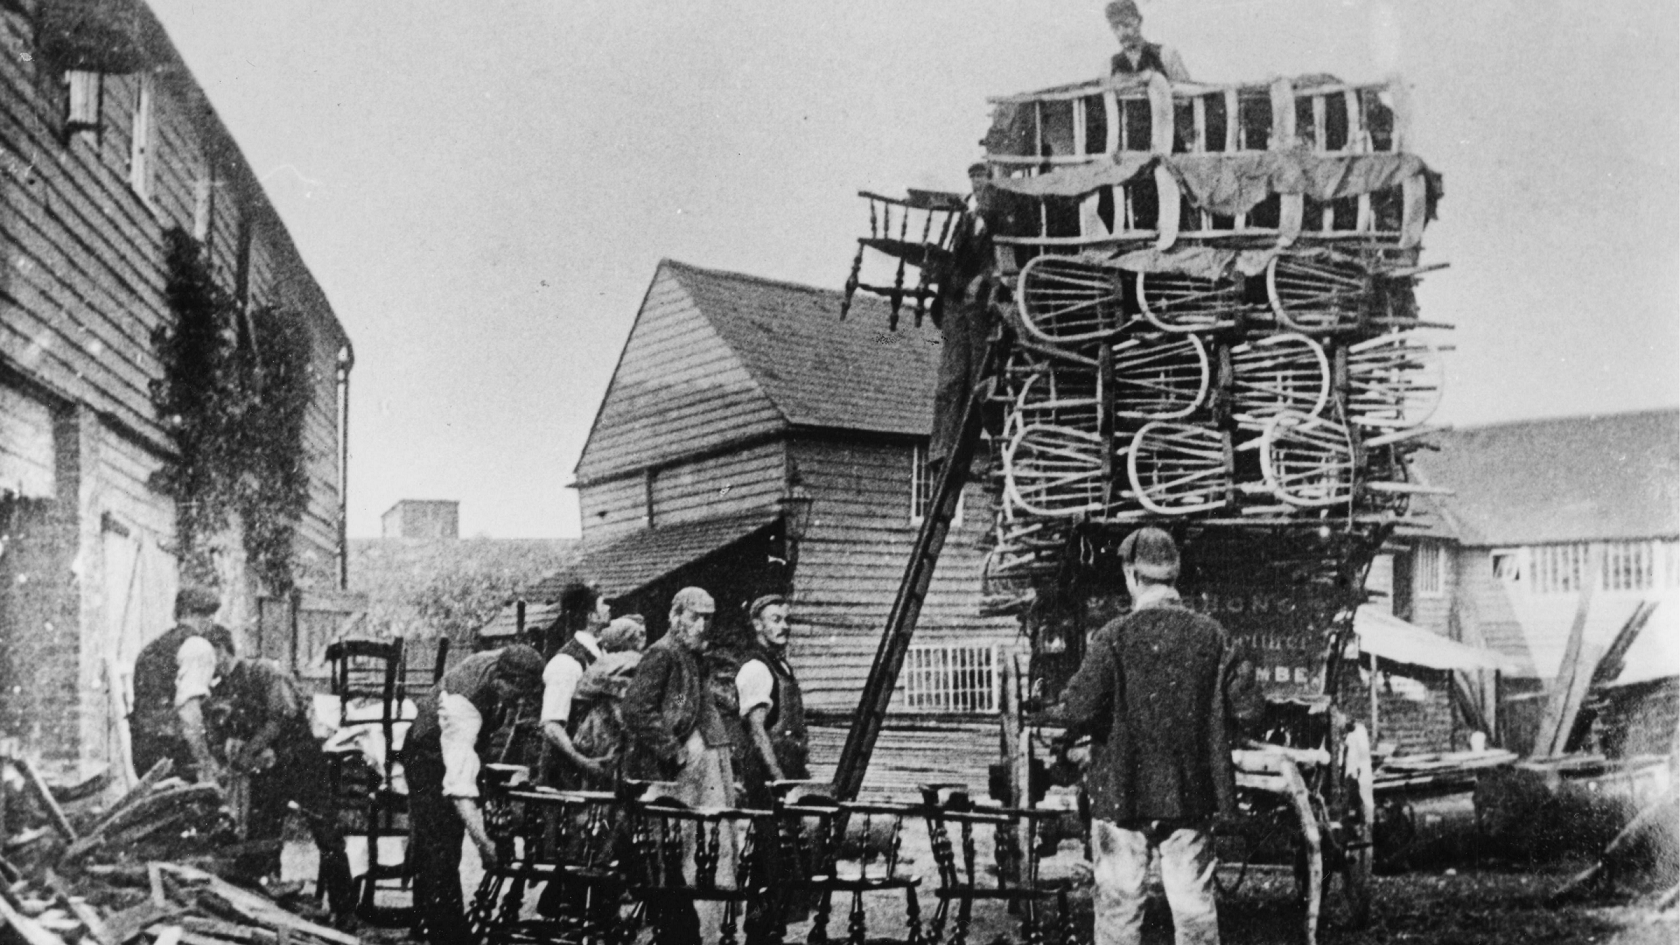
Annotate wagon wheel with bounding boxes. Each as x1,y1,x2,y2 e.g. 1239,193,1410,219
1134,269,1242,333
1015,254,1128,345
1266,252,1374,334
1277,757,1325,945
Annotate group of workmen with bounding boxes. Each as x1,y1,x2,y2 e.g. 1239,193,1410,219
126,581,810,941
403,585,808,942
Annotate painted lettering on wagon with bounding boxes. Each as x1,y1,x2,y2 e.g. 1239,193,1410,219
1182,586,1353,696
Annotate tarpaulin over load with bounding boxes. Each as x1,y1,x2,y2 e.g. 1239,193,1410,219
1165,150,1443,220
1112,245,1282,281
986,153,1156,197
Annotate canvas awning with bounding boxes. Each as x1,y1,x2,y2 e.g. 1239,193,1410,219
581,509,783,600
1354,604,1515,672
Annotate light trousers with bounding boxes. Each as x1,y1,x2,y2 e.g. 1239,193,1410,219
1091,818,1221,945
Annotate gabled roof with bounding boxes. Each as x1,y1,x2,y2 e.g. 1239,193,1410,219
1410,409,1679,546
665,260,942,435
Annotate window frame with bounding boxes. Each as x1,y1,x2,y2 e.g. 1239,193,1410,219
127,72,156,205
909,442,964,527
1414,540,1446,598
901,643,998,714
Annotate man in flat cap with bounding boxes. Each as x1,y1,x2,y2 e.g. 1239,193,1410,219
1053,528,1261,945
129,585,229,785
734,594,810,809
1105,0,1190,82
403,644,546,943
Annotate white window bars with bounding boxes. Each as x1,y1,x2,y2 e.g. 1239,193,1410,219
902,644,999,714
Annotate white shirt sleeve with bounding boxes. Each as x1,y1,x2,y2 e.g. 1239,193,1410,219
735,659,774,718
1161,45,1191,82
174,637,217,708
539,654,585,725
437,691,484,798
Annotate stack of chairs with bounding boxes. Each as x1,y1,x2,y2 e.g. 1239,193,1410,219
322,635,449,924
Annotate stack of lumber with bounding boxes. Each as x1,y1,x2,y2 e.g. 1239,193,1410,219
1372,748,1517,793
1,757,361,945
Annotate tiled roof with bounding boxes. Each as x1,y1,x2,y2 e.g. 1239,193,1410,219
663,260,943,436
580,508,782,600
1409,409,1679,546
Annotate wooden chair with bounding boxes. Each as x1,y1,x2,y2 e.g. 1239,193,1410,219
916,785,1073,945
1265,249,1448,335
1228,332,1330,429
841,190,966,328
777,796,924,945
1110,333,1211,420
1134,268,1244,333
466,783,628,945
1343,332,1446,431
1013,254,1129,346
1258,413,1357,508
622,798,779,945
1003,424,1118,520
1126,421,1233,516
322,635,449,924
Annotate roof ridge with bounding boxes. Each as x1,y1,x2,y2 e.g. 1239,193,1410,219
661,257,847,301
1446,407,1679,433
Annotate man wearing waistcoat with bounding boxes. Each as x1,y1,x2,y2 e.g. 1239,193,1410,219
1106,0,1190,82
403,644,545,943
734,594,810,809
1053,528,1262,945
129,586,227,785
539,590,612,789
204,630,353,914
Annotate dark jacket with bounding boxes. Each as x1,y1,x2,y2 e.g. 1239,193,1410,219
407,650,510,762
622,636,730,779
131,624,212,729
1110,42,1168,77
737,647,811,807
1056,596,1262,824
213,657,315,759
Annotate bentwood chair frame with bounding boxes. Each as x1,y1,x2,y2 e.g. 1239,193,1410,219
622,799,780,945
916,785,1074,945
467,784,628,945
777,796,925,945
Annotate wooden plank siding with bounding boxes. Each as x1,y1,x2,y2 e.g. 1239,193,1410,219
786,437,1020,712
574,269,784,483
0,5,351,759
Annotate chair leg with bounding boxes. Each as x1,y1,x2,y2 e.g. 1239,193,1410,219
847,891,866,945
950,897,973,945
807,890,832,944
721,900,740,945
927,899,950,945
904,887,922,945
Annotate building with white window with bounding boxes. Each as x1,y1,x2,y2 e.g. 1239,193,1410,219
552,260,1017,796
1395,410,1679,755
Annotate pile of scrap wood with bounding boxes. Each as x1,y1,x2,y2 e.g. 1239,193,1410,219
2,756,361,945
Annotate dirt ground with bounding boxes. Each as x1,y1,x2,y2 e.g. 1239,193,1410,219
291,834,1679,944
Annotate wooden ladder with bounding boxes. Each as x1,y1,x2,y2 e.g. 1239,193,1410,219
832,333,1003,801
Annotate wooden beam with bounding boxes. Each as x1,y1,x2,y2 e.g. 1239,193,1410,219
1534,545,1603,758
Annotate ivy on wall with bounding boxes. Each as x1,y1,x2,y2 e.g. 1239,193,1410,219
150,227,313,595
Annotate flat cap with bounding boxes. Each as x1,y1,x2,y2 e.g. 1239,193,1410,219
1105,0,1142,24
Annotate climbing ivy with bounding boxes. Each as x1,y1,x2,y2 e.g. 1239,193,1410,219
150,228,314,595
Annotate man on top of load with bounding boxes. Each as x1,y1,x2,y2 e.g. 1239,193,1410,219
1105,0,1190,81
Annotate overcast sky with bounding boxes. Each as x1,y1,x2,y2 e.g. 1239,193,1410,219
144,0,1679,539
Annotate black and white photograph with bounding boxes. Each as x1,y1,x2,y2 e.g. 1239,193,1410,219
0,1,1675,943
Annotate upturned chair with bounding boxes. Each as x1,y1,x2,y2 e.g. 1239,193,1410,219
916,785,1073,945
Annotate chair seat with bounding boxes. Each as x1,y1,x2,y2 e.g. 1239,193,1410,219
932,886,1059,902
802,875,920,893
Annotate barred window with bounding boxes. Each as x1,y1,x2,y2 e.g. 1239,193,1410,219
1415,542,1446,597
1530,543,1589,595
1601,541,1655,592
902,644,996,713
